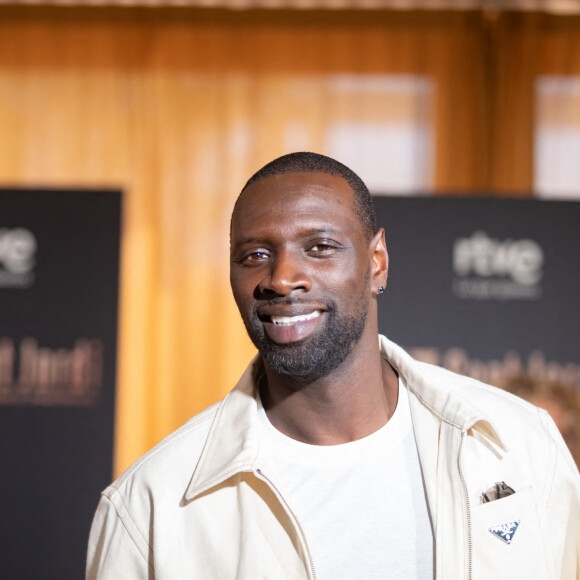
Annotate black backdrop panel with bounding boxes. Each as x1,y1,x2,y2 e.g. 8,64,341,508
374,197,580,387
0,189,121,579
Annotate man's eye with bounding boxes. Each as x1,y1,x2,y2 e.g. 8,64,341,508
309,244,335,254
242,251,270,264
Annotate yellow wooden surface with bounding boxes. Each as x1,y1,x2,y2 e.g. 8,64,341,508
1,7,579,474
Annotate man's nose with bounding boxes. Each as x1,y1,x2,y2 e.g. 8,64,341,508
258,250,311,296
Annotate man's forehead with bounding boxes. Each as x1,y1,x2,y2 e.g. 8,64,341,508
234,171,356,214
230,173,365,249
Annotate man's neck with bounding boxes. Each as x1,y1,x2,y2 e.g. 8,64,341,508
260,337,399,445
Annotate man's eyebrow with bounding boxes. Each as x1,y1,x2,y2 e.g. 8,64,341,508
231,236,266,247
300,226,343,237
233,226,342,245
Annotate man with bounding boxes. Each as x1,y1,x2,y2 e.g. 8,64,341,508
87,152,580,579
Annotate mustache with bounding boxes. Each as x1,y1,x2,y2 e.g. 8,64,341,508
255,297,319,307
253,296,336,315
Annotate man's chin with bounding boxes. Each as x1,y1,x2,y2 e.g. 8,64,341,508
260,336,355,383
258,340,321,378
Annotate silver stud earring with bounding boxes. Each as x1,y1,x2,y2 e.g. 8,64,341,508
378,286,385,294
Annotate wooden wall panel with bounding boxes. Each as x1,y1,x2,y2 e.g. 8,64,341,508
2,7,578,472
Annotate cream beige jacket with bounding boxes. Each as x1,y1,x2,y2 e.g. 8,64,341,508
86,335,580,579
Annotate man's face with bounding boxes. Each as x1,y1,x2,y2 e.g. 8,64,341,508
230,172,376,382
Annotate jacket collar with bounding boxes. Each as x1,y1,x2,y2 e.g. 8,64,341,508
184,354,263,501
379,335,506,451
185,335,506,501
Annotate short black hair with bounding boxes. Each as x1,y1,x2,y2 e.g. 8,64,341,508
236,152,376,242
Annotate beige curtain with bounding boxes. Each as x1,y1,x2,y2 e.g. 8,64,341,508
1,7,580,474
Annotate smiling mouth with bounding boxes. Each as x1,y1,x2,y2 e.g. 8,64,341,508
268,310,321,327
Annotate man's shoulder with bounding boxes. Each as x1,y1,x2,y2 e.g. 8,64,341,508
101,357,261,509
407,357,571,475
413,357,548,424
381,334,552,438
105,401,221,500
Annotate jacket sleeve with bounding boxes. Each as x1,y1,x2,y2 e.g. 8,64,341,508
86,493,152,580
541,409,580,579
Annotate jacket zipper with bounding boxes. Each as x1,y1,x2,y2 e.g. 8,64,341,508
458,430,473,580
255,468,317,580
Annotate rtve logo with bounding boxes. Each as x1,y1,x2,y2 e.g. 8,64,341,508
0,228,36,274
453,231,544,286
0,228,37,288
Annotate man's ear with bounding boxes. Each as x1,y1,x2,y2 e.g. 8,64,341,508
369,228,388,295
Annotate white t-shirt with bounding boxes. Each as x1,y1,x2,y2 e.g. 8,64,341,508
257,378,434,579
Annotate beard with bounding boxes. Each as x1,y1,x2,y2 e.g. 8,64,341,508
242,285,369,383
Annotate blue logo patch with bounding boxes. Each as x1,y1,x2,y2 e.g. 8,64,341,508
489,520,521,544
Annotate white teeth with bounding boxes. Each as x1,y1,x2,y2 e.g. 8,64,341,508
270,310,321,326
